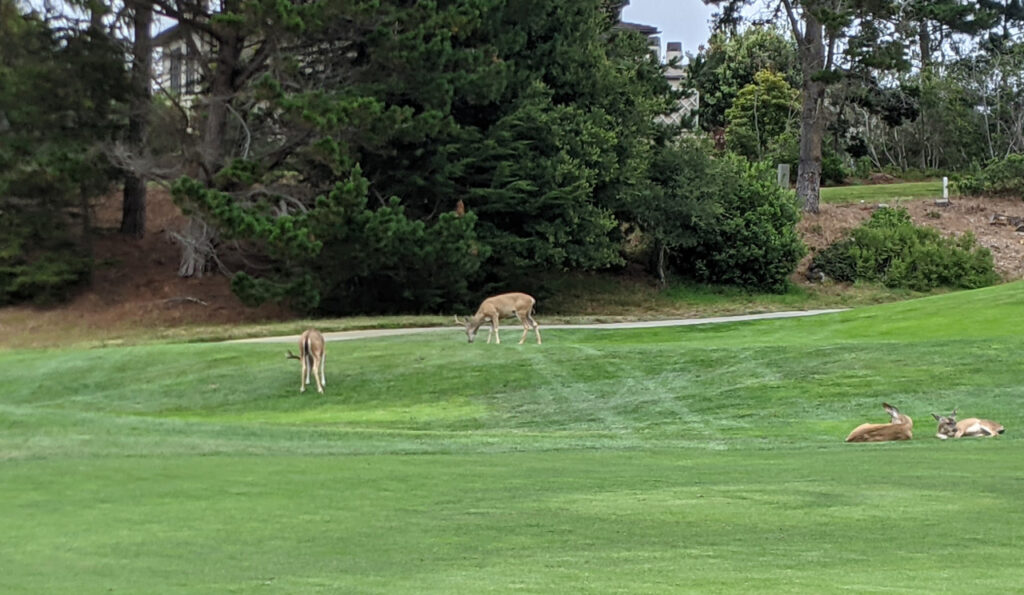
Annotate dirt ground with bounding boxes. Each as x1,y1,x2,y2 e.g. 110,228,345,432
2,189,1024,347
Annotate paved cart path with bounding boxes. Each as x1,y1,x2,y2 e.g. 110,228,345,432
229,309,847,344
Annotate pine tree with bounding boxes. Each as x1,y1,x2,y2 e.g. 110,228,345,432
0,1,129,303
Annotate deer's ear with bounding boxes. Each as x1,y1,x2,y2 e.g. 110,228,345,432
931,413,942,421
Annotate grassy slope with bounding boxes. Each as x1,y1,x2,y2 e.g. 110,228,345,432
3,282,1024,592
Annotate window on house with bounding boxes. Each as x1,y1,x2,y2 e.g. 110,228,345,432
185,44,198,92
169,50,183,95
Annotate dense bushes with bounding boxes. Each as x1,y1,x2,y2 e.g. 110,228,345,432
659,150,806,292
954,154,1024,197
812,207,999,291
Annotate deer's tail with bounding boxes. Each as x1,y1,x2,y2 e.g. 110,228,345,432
303,335,313,367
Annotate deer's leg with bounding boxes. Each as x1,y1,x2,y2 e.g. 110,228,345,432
527,313,541,344
312,355,324,394
492,319,500,344
319,352,326,387
301,356,309,392
515,312,528,344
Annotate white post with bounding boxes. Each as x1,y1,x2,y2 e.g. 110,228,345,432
943,176,948,200
777,164,791,189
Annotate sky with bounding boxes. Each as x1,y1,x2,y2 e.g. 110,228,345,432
620,0,717,59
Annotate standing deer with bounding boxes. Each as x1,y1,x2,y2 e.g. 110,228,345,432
845,402,913,442
286,329,326,393
932,409,1004,439
455,292,541,345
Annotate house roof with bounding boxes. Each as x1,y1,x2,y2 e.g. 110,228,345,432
153,24,183,47
614,21,660,36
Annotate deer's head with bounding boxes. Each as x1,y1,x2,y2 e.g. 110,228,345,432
454,315,479,343
932,409,958,439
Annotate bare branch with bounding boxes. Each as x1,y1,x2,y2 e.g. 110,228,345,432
225,102,252,159
779,0,803,44
158,296,209,306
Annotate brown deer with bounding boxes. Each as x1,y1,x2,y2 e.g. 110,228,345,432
455,292,541,345
845,403,913,442
932,409,1004,439
286,329,326,393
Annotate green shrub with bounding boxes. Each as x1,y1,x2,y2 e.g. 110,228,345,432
811,207,999,290
821,153,849,186
853,156,873,179
952,172,985,196
672,157,806,293
954,154,1024,197
0,252,91,305
811,240,856,283
978,154,1024,196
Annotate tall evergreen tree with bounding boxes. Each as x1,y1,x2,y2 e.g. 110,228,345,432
172,0,678,312
0,0,129,303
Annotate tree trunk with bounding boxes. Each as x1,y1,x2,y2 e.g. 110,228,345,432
656,241,667,288
121,0,153,238
201,15,244,180
795,11,826,214
918,20,932,70
796,78,825,213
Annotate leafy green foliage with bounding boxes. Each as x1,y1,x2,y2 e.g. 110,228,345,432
853,155,873,179
821,151,850,185
667,155,806,292
812,207,1000,290
954,154,1024,197
725,69,799,162
687,26,799,132
633,137,721,268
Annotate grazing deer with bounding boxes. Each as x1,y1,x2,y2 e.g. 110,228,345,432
455,292,541,345
286,329,326,393
932,409,1004,439
845,403,913,442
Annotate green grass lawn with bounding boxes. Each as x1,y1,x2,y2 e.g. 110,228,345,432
3,282,1024,592
821,180,943,204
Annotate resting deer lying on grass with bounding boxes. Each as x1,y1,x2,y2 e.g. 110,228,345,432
932,409,1004,439
455,292,541,345
286,329,326,393
845,403,913,442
